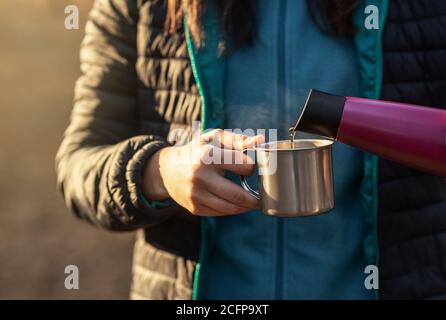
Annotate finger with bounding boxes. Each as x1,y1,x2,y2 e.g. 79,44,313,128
216,148,260,177
206,172,260,209
219,160,255,176
197,190,251,215
191,203,226,217
199,129,224,144
218,132,265,151
243,134,265,150
203,148,255,174
201,130,264,151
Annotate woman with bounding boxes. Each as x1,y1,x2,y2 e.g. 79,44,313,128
56,0,446,299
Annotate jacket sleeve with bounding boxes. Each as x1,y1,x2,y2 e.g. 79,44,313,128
56,0,175,231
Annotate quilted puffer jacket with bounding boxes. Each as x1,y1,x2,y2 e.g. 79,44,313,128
56,0,200,299
378,0,446,299
56,0,446,299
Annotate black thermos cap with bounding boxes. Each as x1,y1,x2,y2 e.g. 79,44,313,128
292,89,346,139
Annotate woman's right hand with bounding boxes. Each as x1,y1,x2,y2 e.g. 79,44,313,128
142,129,264,216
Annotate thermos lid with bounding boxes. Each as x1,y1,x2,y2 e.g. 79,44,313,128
291,89,346,139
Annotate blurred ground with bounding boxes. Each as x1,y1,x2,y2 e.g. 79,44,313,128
0,0,135,299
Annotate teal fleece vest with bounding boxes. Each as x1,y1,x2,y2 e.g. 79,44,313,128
185,0,389,300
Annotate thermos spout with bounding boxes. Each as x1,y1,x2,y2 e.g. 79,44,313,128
293,89,446,177
291,90,346,139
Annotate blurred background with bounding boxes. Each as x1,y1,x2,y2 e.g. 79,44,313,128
0,0,135,299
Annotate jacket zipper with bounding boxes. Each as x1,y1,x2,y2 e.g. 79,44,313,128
275,0,287,300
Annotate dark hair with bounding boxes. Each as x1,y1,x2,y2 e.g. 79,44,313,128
166,0,358,48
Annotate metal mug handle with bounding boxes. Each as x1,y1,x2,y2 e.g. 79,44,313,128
239,149,261,201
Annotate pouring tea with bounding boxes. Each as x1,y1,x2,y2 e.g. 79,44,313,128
292,89,446,176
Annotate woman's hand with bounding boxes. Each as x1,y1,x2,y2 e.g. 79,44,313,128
143,129,264,216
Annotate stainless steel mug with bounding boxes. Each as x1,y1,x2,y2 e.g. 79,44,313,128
240,139,334,217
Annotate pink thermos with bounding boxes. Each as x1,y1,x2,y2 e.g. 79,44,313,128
292,90,446,176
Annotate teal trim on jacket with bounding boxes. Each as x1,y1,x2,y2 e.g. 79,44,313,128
353,0,389,299
186,0,389,300
184,3,225,300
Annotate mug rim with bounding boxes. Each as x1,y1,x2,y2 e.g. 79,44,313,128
254,139,334,152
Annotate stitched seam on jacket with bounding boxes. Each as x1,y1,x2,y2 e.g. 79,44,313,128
386,12,446,24
129,292,148,300
379,199,446,217
147,88,201,95
138,55,189,61
384,47,446,53
383,78,446,85
380,230,446,251
133,264,192,292
380,261,446,280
